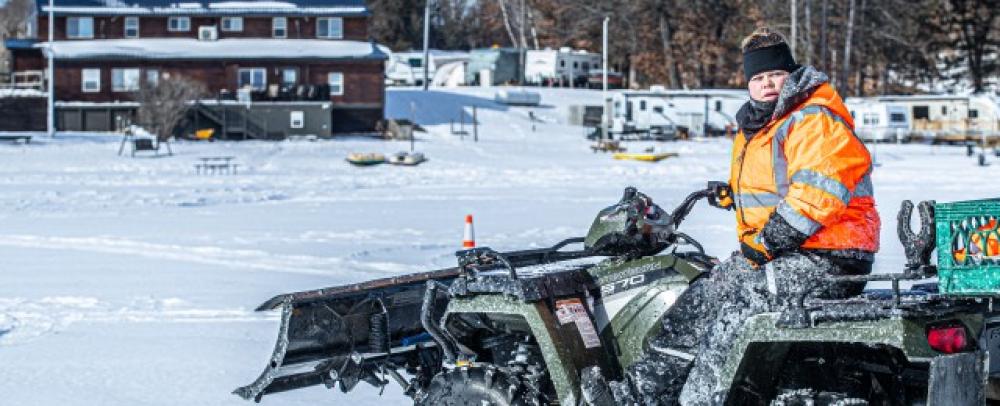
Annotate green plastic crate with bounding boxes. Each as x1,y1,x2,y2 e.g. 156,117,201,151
935,198,1000,296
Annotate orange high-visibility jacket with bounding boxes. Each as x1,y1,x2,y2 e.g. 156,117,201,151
730,83,880,257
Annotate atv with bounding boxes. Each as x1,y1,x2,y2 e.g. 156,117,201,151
233,185,1000,405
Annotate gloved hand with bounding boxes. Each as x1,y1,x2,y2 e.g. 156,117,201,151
706,181,734,210
760,211,810,258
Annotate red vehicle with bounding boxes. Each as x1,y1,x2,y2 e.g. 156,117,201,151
587,69,623,89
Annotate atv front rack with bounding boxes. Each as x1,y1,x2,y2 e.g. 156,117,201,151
234,237,596,402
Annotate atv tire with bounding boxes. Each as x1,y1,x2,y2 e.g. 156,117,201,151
770,388,869,406
416,366,542,406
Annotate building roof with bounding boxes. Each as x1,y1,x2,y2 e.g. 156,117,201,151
4,38,39,50
39,0,369,16
37,38,388,61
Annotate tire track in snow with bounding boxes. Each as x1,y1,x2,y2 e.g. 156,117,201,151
0,296,275,346
0,234,422,276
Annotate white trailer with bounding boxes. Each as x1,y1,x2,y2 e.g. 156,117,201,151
524,47,601,87
609,88,746,138
385,50,470,86
609,91,680,140
845,100,911,142
846,94,1000,143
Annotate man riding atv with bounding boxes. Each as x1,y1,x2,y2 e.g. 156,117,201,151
586,27,881,405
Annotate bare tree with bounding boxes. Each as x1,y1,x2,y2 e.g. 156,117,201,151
938,0,1000,92
0,0,33,38
840,0,855,89
0,0,34,73
136,76,205,141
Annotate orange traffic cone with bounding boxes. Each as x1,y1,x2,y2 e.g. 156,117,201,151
463,215,476,248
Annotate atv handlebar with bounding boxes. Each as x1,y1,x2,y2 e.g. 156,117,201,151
669,185,716,230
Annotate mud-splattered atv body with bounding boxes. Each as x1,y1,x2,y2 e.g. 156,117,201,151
709,199,1000,405
234,188,1000,405
233,187,720,405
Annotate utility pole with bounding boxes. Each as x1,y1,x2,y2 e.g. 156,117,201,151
47,0,55,137
602,16,610,141
422,0,431,91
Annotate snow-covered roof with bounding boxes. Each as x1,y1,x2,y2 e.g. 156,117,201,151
40,0,368,16
619,88,748,99
391,50,470,59
39,39,388,61
0,88,47,98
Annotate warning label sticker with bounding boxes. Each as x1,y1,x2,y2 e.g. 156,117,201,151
555,298,602,349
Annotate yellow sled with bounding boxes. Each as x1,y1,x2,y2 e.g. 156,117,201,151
346,152,386,166
612,152,678,162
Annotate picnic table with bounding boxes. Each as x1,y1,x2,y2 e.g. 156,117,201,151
195,156,239,175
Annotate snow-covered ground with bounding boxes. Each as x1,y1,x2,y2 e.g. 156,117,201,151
1,87,997,405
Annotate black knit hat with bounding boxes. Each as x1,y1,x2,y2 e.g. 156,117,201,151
742,43,799,81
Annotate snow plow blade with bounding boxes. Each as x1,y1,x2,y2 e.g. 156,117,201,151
233,237,590,402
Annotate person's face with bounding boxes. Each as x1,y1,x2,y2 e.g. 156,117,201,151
748,70,789,102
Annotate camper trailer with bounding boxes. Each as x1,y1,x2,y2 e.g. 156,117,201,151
524,48,601,87
847,95,1000,143
609,88,746,139
845,99,911,142
385,50,469,86
609,89,680,139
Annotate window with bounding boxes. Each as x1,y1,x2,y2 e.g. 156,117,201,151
573,62,579,69
67,17,94,38
168,17,191,31
969,109,979,119
941,106,947,115
913,105,929,120
124,17,139,38
327,72,343,95
281,68,297,86
221,17,243,32
639,100,646,111
238,68,266,91
890,112,906,123
317,17,343,39
145,69,159,87
82,69,100,92
863,113,880,126
198,25,218,41
582,62,589,70
715,101,722,112
407,58,423,68
272,17,287,38
290,111,304,129
560,60,565,67
112,68,141,92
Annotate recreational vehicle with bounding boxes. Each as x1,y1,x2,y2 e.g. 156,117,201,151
385,50,470,86
846,94,1000,143
609,88,746,138
845,99,911,142
609,91,676,139
524,47,600,87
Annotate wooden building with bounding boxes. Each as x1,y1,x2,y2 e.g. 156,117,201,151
5,0,387,136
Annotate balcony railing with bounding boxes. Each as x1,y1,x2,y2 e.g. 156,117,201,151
220,83,333,103
0,70,45,91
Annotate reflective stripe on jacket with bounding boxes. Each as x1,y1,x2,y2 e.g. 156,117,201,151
730,83,880,256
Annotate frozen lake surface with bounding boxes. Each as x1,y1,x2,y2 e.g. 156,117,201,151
1,87,997,405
